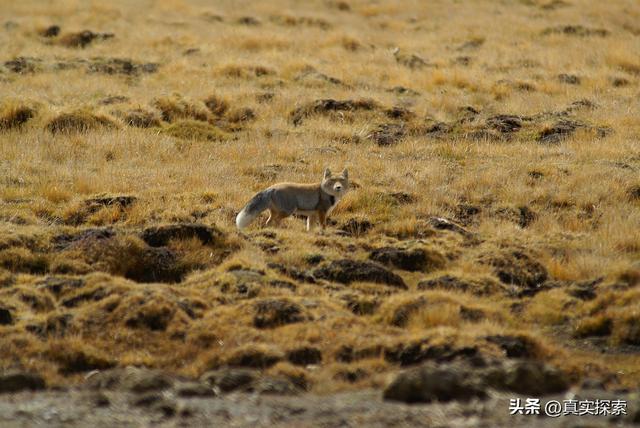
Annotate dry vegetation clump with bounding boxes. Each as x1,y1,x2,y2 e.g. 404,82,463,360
162,120,230,142
0,102,36,131
119,108,161,128
153,95,210,123
45,110,118,134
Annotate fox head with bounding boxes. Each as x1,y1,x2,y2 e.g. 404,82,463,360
321,168,349,197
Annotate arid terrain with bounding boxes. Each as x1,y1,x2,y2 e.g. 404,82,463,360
1,0,640,425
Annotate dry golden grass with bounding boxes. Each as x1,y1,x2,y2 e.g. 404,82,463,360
0,0,639,392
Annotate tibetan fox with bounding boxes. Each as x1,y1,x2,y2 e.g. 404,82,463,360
236,168,349,231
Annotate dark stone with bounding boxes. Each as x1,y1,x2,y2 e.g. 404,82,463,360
313,259,407,288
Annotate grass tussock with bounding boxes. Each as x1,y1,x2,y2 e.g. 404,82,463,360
153,95,210,123
45,110,118,134
162,120,230,141
0,102,36,131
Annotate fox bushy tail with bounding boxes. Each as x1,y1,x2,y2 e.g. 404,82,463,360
236,189,273,229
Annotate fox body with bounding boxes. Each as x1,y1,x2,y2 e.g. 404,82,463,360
236,168,349,231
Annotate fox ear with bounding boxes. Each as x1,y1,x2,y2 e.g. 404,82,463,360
323,168,332,179
341,168,348,179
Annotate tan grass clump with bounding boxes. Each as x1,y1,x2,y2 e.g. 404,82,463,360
153,95,210,123
162,120,230,141
0,102,36,131
45,110,118,134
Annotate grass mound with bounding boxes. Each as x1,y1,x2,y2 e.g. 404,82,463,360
0,103,36,130
45,110,118,134
162,120,229,141
153,95,209,122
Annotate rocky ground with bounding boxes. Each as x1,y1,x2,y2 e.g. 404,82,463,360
0,365,638,427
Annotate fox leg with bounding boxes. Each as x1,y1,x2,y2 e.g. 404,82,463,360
318,211,327,231
265,210,282,227
306,214,317,231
